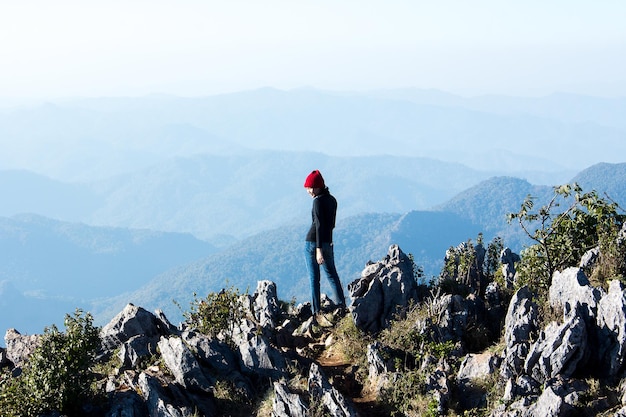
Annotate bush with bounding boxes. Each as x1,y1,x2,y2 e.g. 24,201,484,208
509,183,625,293
183,287,245,342
0,309,101,416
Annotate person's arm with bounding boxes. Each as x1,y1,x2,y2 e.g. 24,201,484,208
313,199,325,264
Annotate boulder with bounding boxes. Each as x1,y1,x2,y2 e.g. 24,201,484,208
136,372,215,417
524,315,587,384
523,378,587,417
549,267,602,322
308,362,357,417
157,336,214,392
119,334,159,369
500,286,538,379
251,280,282,329
457,351,500,383
4,328,41,369
105,390,148,417
596,280,626,376
500,247,520,288
348,245,418,333
271,381,308,417
232,318,287,380
100,304,173,356
456,351,500,410
182,330,238,375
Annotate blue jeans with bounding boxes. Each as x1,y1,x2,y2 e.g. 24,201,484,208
305,241,346,314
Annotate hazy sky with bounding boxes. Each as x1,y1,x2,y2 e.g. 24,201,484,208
2,0,626,99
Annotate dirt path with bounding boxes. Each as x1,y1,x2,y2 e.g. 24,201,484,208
316,338,390,417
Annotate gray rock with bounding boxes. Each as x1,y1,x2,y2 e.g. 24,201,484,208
271,381,308,417
232,318,287,380
157,336,214,392
524,315,587,384
137,372,190,417
308,362,357,417
182,330,253,398
457,351,500,383
523,378,587,417
105,390,148,417
456,352,498,410
596,280,626,376
502,375,541,402
580,246,600,270
501,247,521,288
348,244,418,333
4,328,41,369
119,334,159,369
501,286,538,379
182,330,237,374
252,280,282,329
549,267,602,322
100,304,172,356
0,347,7,367
367,341,396,380
425,368,451,415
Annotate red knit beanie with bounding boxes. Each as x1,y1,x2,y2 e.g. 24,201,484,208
304,170,325,188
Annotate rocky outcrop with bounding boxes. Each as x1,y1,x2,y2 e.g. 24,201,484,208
348,244,418,333
549,267,603,322
7,245,626,416
500,247,520,288
308,363,358,417
596,280,626,376
3,328,41,369
500,286,538,379
272,381,308,417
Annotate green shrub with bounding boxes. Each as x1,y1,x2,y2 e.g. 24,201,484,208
509,183,625,293
0,309,101,416
183,287,245,342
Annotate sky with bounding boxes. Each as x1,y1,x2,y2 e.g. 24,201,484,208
1,0,626,99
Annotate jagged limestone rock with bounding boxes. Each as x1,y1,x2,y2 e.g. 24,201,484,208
271,381,308,417
524,315,587,384
119,334,158,369
100,303,174,356
3,328,41,369
596,280,626,376
500,247,520,288
348,244,418,333
157,335,214,392
308,362,357,417
500,286,538,379
457,351,501,383
182,330,238,375
232,317,288,380
549,267,603,322
251,280,282,329
105,390,148,417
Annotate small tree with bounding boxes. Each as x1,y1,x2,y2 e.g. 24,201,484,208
183,287,245,343
508,183,625,291
0,309,101,416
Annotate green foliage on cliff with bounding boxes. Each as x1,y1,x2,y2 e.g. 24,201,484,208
509,183,626,292
0,309,101,417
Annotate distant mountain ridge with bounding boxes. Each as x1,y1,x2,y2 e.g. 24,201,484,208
2,162,624,340
97,162,626,326
0,214,215,335
3,88,623,183
1,152,493,241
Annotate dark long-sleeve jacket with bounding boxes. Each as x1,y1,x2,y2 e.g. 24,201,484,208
305,188,337,247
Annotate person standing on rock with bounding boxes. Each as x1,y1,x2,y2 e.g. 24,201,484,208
304,170,346,317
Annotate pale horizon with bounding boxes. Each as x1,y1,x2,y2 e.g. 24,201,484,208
2,1,626,101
